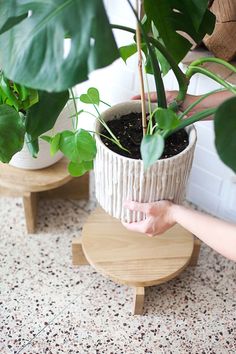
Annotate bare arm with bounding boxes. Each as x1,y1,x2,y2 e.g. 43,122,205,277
170,204,236,262
132,90,234,118
123,201,236,262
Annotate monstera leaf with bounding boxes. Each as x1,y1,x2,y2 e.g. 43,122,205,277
144,0,215,65
214,97,236,173
0,0,119,92
25,90,69,156
0,0,27,34
25,90,69,139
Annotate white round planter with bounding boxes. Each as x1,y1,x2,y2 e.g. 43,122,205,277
10,102,74,170
94,101,197,223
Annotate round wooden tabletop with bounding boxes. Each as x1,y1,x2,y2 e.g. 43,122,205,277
82,208,194,287
0,158,72,192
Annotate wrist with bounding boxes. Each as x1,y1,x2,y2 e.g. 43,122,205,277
168,203,182,224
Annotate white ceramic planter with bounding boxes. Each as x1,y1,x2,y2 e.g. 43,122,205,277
94,101,197,222
10,102,74,170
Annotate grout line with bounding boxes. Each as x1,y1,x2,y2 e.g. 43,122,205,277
16,277,97,354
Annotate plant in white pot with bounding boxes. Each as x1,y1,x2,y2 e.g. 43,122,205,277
0,72,69,169
0,0,236,221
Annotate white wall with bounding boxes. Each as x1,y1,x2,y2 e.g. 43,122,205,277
75,0,236,222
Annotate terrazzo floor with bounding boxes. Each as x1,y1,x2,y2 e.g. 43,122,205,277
0,177,236,353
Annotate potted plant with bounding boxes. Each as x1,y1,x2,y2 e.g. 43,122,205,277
0,0,235,221
0,71,70,169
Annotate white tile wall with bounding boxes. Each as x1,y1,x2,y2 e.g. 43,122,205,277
75,0,236,222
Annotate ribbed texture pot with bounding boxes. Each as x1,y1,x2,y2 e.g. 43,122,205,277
94,101,197,222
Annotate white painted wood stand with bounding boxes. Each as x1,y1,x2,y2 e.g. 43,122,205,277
72,207,201,315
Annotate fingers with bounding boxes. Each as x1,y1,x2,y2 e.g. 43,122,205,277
124,200,153,213
131,93,157,102
122,220,147,233
131,94,141,100
122,219,158,237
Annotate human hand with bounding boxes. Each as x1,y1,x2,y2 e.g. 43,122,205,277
122,200,176,237
132,91,179,105
132,91,202,117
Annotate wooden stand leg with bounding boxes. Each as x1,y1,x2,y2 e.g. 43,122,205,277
72,238,89,266
133,287,145,315
23,192,38,234
189,238,201,266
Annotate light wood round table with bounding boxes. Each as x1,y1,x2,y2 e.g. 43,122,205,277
0,158,89,233
72,208,201,315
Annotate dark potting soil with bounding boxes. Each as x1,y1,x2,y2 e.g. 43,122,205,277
100,112,189,160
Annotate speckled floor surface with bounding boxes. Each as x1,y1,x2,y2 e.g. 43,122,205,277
0,179,236,354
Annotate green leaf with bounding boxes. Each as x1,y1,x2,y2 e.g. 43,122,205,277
41,135,52,144
119,44,137,63
141,133,164,170
25,90,69,139
25,135,39,158
80,88,100,105
75,130,97,161
150,24,170,76
68,160,93,177
0,74,20,111
154,108,180,130
0,74,39,112
0,105,25,162
50,133,61,157
22,89,39,110
0,0,119,92
144,0,215,64
172,0,211,31
59,131,78,162
214,97,236,173
0,1,28,34
59,129,96,163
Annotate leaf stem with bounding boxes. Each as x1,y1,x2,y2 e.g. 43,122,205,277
179,88,225,120
86,130,130,154
136,0,147,136
69,88,78,130
186,66,236,94
166,108,216,137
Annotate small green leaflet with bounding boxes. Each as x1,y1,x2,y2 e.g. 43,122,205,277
80,88,100,105
59,129,96,163
68,160,93,177
154,108,179,130
50,133,61,156
141,133,164,170
119,43,138,63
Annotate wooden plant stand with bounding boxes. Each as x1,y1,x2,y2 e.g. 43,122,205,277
0,158,89,233
72,208,201,315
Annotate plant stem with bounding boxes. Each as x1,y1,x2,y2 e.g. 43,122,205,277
126,0,167,108
186,66,236,94
149,37,188,103
189,57,236,75
111,24,136,34
69,97,111,107
100,100,111,107
179,88,225,120
136,0,147,136
86,130,130,154
165,108,216,137
69,88,78,130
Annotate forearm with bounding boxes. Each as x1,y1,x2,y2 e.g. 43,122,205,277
170,205,236,261
182,90,234,120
